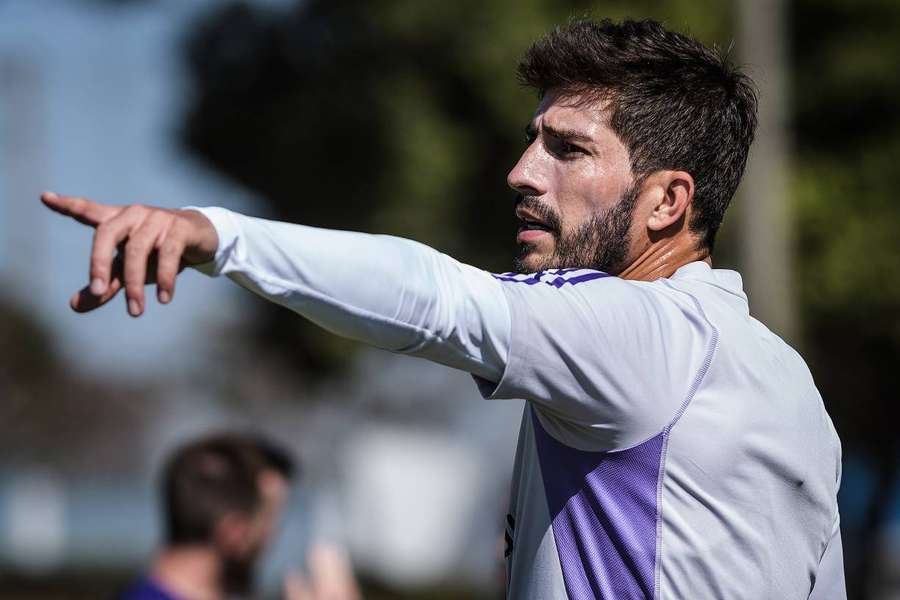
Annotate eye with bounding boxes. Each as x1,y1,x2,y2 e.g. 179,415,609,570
547,137,586,158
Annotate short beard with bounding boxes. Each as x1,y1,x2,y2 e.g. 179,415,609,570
223,556,256,597
514,184,639,275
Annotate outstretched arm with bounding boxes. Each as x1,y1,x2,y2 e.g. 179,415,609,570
41,193,510,382
42,192,710,440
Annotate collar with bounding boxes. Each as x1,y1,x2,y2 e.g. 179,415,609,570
670,261,749,305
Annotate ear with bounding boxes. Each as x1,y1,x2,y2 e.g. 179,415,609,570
645,170,694,232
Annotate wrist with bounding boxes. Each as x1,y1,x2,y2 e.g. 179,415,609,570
178,208,219,265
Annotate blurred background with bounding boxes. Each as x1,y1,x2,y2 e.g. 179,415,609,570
0,0,898,598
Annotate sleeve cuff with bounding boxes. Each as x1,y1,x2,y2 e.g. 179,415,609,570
181,206,241,277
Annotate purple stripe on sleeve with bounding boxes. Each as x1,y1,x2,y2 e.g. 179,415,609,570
496,268,578,277
492,270,610,287
531,408,664,599
491,271,545,285
547,271,610,287
550,268,582,275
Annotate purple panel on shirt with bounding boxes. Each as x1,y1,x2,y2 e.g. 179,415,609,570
531,408,665,599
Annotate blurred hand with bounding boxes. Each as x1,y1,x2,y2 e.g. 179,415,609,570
40,192,219,316
283,543,362,600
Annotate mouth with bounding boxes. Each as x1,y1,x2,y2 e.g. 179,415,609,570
516,208,554,233
516,207,555,243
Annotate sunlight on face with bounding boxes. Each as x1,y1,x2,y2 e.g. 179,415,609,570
507,91,637,274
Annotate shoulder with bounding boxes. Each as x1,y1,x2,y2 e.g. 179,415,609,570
493,268,710,334
491,268,668,308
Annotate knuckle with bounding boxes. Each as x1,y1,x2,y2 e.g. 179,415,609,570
167,220,186,242
124,265,144,284
94,219,124,245
150,212,173,235
141,208,171,237
94,222,113,241
160,236,184,255
126,240,150,258
124,203,148,219
157,273,175,289
173,211,191,227
124,274,142,289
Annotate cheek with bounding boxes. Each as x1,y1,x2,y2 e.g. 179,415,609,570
555,162,624,230
557,165,609,231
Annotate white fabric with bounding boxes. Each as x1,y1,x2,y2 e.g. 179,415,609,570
189,207,844,599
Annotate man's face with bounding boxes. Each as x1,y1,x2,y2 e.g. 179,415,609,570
252,469,290,553
221,470,290,594
508,90,639,274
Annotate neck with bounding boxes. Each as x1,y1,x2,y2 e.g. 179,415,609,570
151,545,223,600
618,232,709,282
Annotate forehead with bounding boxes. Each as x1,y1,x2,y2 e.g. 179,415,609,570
532,90,612,136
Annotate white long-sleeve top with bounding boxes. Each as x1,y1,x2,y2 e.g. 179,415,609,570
190,207,845,600
193,206,510,383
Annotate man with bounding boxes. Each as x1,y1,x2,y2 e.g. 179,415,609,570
119,433,294,600
45,19,843,599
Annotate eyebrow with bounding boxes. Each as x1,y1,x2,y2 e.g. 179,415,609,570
525,122,594,144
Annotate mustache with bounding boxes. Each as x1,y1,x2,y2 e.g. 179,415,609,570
514,194,562,235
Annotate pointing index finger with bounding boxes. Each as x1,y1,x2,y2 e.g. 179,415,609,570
41,192,120,227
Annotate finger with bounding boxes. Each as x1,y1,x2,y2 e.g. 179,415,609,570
70,258,124,313
123,210,171,316
70,278,123,313
283,571,314,600
41,192,120,227
90,207,145,296
156,222,187,305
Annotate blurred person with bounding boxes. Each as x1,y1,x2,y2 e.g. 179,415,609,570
118,433,294,600
44,18,844,600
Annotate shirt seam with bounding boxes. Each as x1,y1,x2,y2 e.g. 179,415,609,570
480,283,531,399
653,286,720,600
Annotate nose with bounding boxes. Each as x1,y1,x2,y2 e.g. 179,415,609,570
507,143,546,197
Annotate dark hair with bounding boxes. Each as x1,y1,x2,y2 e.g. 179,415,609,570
518,19,758,251
162,433,295,545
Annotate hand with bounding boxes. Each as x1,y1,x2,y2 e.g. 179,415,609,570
41,192,219,316
283,543,361,600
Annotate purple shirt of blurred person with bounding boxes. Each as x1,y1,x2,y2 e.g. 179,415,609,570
118,576,181,600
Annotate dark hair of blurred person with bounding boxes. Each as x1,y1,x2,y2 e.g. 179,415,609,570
118,433,295,600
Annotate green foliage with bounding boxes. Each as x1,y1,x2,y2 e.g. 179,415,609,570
789,6,900,591
181,0,734,375
791,0,900,407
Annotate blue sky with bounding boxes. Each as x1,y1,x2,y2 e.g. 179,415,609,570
0,0,290,377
